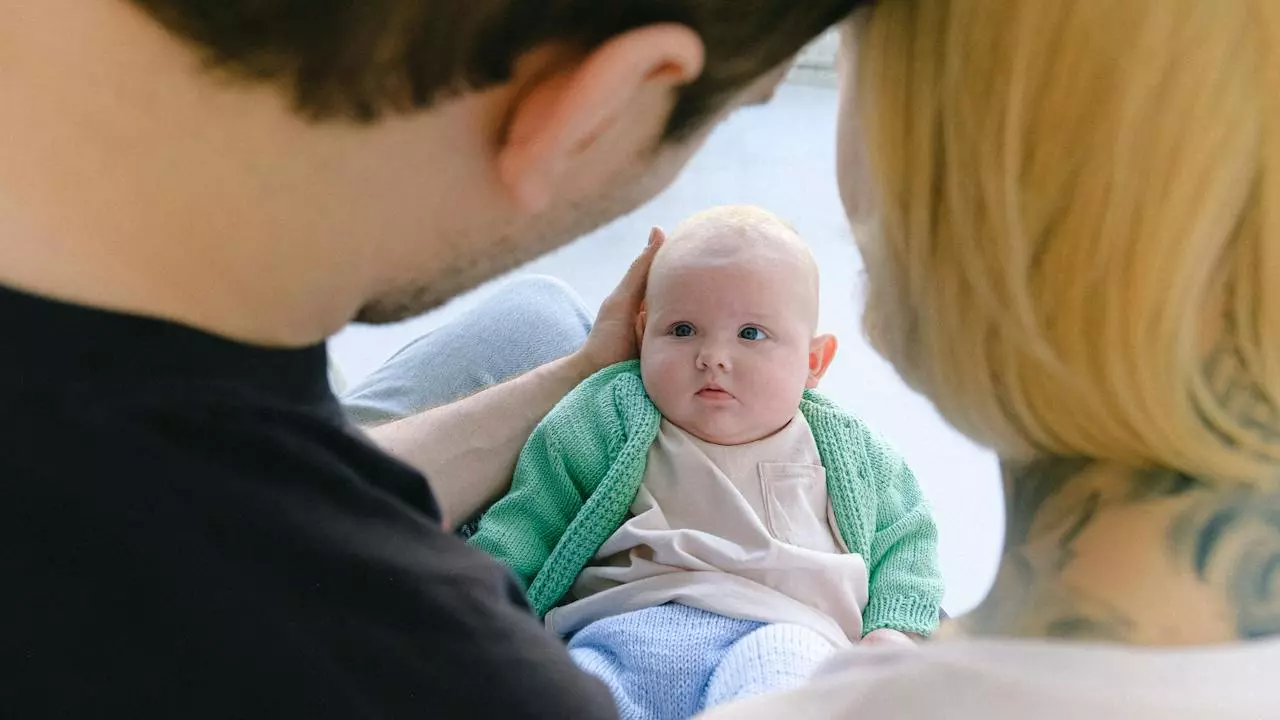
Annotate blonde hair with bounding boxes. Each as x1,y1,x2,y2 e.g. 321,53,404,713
852,0,1280,480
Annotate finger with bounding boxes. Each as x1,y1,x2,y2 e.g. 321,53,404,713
647,226,667,247
611,226,665,302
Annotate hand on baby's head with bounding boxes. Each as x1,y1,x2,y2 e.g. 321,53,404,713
637,205,837,447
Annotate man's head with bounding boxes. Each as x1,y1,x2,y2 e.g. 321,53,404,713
130,0,852,141
637,205,838,445
0,1,864,345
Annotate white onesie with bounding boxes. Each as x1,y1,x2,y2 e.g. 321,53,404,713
544,412,870,649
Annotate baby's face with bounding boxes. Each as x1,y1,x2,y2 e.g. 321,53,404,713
640,246,820,446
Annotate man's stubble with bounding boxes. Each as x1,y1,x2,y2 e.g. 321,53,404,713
353,139,700,325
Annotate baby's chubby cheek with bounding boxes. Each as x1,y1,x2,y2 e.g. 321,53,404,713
638,353,683,412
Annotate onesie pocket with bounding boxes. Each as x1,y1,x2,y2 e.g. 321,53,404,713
758,462,841,553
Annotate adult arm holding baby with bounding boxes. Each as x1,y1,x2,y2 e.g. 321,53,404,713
367,229,667,528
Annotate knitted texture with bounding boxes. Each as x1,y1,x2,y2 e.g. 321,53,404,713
469,360,944,636
567,604,835,720
701,622,838,708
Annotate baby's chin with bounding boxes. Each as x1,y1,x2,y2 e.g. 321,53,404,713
670,415,790,447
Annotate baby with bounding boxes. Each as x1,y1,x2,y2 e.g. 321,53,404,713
471,206,942,719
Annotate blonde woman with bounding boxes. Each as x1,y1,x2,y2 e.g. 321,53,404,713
709,1,1279,717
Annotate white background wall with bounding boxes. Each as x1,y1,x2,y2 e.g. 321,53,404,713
330,81,1004,615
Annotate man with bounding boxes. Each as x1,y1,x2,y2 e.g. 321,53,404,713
0,0,865,716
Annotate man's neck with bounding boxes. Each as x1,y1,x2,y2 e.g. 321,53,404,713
0,0,500,348
952,457,1280,645
0,0,371,347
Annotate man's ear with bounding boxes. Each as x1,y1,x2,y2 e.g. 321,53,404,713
635,304,648,350
806,334,838,389
497,24,705,213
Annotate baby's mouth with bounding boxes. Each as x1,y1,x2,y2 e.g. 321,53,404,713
696,384,734,400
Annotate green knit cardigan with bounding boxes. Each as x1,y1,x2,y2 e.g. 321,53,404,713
470,361,944,636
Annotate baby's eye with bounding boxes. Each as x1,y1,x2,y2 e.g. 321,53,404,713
670,323,696,338
739,326,769,341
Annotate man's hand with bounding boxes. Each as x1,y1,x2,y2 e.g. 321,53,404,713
573,227,666,375
370,227,666,527
859,628,920,648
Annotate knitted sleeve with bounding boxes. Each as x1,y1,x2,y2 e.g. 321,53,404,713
861,434,945,636
468,362,635,591
467,421,585,590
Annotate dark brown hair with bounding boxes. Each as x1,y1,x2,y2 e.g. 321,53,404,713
130,0,863,138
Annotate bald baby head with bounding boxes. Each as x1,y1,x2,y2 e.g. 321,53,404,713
649,205,821,330
638,205,836,445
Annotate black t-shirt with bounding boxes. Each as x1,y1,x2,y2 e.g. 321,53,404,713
0,284,616,718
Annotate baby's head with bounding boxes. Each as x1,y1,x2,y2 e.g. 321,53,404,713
638,205,837,445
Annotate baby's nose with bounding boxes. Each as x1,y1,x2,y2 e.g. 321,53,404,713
695,344,732,371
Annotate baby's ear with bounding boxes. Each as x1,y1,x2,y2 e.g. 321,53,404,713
806,334,838,389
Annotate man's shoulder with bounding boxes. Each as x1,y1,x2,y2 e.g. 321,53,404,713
1,395,617,718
